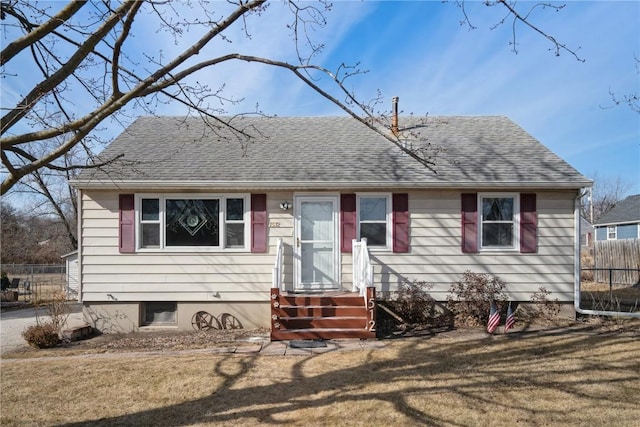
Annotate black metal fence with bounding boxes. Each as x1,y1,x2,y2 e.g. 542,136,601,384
580,267,640,313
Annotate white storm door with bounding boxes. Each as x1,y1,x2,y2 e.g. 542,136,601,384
294,196,340,290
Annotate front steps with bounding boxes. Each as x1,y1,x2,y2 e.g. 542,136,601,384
270,287,376,341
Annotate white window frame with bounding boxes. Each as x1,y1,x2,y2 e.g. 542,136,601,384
356,193,392,251
139,198,161,249
607,226,617,240
478,193,520,252
135,194,250,252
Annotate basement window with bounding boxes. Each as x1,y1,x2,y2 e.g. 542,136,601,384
143,302,177,325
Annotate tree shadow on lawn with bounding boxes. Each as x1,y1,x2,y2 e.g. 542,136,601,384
61,325,639,427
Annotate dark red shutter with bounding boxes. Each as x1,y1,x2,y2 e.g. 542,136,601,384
392,193,409,253
461,193,478,253
340,194,356,253
520,193,537,253
251,194,267,253
119,194,135,253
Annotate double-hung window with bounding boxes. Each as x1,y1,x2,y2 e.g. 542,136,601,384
357,194,391,249
607,226,617,240
480,194,519,250
137,195,249,251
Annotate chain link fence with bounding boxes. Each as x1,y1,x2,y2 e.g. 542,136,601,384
1,264,67,303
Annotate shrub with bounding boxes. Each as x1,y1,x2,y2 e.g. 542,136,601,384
377,280,453,336
22,323,60,349
580,249,594,281
394,280,437,324
46,291,71,333
524,287,561,322
447,271,508,327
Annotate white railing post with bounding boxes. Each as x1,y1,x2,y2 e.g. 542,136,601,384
272,238,284,291
352,238,360,294
352,238,373,297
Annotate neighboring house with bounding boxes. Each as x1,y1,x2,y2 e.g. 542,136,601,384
594,194,640,241
71,115,591,335
580,217,594,247
61,251,79,300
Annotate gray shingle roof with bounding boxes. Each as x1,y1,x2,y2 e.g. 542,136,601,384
594,194,640,225
74,115,590,190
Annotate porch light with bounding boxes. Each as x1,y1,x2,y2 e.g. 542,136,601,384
280,201,292,211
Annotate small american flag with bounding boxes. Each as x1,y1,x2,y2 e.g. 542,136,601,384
505,302,515,333
487,301,500,334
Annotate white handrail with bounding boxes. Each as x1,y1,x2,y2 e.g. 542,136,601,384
352,238,373,297
272,238,284,291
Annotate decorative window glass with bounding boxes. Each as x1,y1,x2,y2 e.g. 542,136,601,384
136,195,248,251
166,199,219,246
480,195,517,249
358,195,390,248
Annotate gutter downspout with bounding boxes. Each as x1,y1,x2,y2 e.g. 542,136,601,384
574,189,640,318
77,188,83,304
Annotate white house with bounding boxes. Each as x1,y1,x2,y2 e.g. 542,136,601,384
71,114,591,337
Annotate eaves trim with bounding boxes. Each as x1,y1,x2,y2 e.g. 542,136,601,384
70,179,592,191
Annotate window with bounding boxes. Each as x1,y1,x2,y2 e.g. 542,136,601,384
480,194,518,250
607,226,617,240
143,302,176,325
357,195,391,249
136,195,248,251
225,198,245,247
140,198,160,248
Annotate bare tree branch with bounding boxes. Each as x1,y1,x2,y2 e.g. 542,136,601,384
0,0,88,66
496,0,584,61
1,1,137,135
1,0,585,198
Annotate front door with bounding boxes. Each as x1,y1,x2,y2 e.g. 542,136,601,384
294,196,340,291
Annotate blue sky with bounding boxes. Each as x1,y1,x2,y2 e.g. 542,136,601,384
2,1,639,196
297,1,639,195
152,0,640,195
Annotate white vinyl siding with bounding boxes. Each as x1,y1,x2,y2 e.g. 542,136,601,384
358,190,577,302
80,190,294,303
80,189,577,305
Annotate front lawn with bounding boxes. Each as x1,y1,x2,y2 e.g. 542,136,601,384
1,321,638,426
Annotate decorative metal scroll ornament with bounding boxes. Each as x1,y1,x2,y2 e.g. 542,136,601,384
178,203,209,236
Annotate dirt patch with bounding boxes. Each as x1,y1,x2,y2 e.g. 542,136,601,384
2,327,270,359
78,328,270,350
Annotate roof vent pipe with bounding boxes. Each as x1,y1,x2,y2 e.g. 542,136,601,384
391,96,399,136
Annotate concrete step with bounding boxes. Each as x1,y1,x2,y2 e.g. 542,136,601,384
271,328,376,341
61,324,93,341
277,316,368,330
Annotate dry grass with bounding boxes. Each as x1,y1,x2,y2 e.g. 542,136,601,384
580,281,640,312
1,321,639,426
